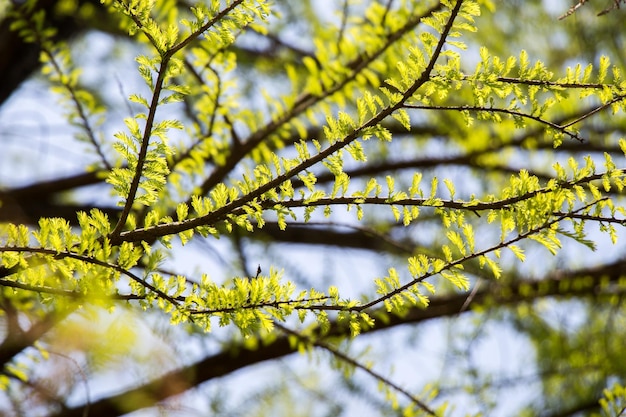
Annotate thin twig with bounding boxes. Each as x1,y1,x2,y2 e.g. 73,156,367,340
110,0,246,238
336,0,349,54
275,322,439,416
0,246,181,307
357,198,608,311
560,95,626,128
48,351,91,417
404,104,585,142
559,0,589,20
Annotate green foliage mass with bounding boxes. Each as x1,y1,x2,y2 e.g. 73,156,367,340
1,0,626,416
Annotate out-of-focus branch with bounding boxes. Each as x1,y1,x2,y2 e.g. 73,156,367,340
0,0,109,105
0,308,72,368
559,0,626,19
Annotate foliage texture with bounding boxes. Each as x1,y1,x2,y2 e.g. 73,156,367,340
1,0,626,416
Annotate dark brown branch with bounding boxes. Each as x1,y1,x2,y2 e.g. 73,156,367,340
251,221,414,254
54,335,298,417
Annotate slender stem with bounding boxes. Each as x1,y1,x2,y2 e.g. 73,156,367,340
275,322,439,416
404,104,584,141
357,198,606,311
110,0,246,238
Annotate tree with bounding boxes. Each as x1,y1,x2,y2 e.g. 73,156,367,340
1,0,626,415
